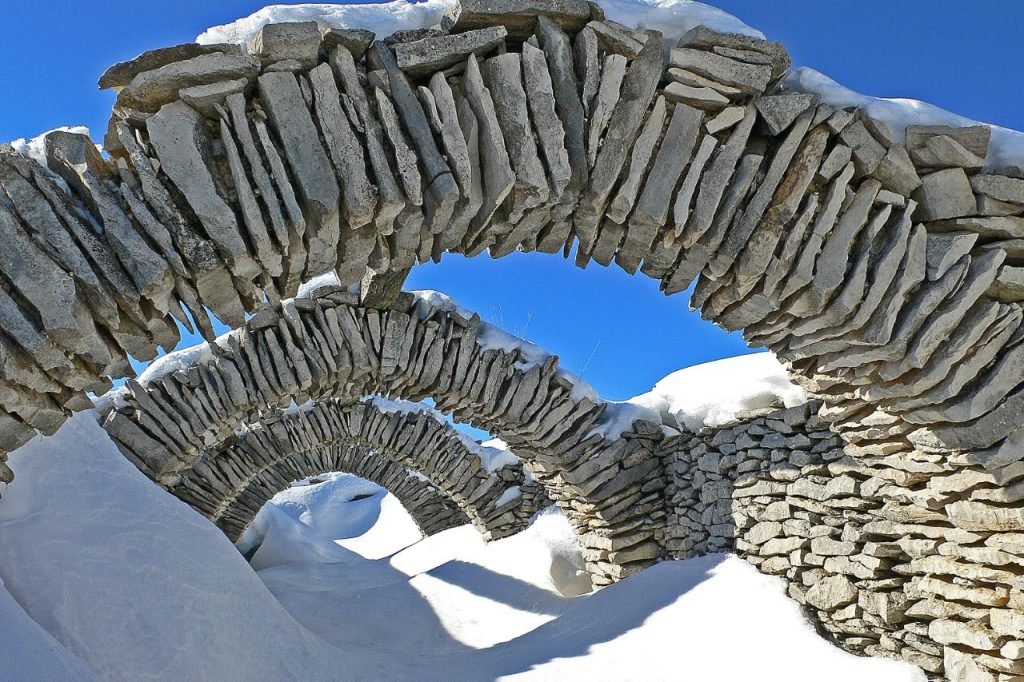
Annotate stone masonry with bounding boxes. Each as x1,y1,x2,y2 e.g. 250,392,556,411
0,0,1021,678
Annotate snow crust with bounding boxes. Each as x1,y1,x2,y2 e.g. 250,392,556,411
626,352,807,431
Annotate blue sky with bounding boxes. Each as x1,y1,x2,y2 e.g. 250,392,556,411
2,1,1022,402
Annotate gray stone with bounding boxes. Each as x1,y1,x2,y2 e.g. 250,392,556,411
258,71,341,276
668,48,771,96
917,167,977,221
838,119,886,175
521,42,572,201
755,94,818,135
116,53,260,113
146,102,260,282
99,43,242,90
320,28,375,61
444,0,591,39
972,173,1024,204
906,124,991,167
586,54,628,168
575,27,600,117
249,22,321,69
805,574,857,610
308,63,377,229
588,20,645,58
925,231,978,281
461,54,515,232
705,106,745,134
990,264,1024,302
393,26,507,77
662,82,730,111
677,26,790,78
178,78,249,117
606,96,666,224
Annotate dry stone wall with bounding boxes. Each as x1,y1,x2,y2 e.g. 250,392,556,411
663,400,1024,680
183,397,546,541
0,0,1021,677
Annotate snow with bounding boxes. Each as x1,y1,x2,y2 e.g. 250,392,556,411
626,352,807,431
480,437,521,473
784,67,1024,171
0,415,924,681
0,411,350,681
197,0,761,50
495,486,522,507
10,125,92,171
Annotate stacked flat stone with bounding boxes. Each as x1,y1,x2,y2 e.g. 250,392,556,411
181,397,547,541
662,399,1024,680
97,284,667,584
0,0,1017,481
0,0,1021,675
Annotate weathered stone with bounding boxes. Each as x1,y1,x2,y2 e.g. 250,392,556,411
146,101,260,281
805,574,857,610
461,54,515,232
668,48,771,96
755,94,818,135
178,78,249,117
973,173,1024,204
917,167,977,221
521,41,573,200
663,82,730,111
321,28,375,61
393,26,507,77
607,96,666,224
586,54,628,168
258,71,341,276
249,22,321,69
588,20,645,58
99,43,243,90
116,53,260,113
677,26,790,78
989,265,1024,302
307,63,377,229
443,0,592,40
906,124,991,168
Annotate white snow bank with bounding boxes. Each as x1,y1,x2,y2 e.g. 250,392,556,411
197,0,761,48
479,437,520,473
0,577,94,681
0,412,347,681
627,352,807,431
785,67,1024,171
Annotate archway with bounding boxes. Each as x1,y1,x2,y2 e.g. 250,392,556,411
0,1,1020,677
172,397,548,541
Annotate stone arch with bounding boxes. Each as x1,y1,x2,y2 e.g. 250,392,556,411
0,2,1022,677
236,454,471,540
173,397,548,541
98,287,666,583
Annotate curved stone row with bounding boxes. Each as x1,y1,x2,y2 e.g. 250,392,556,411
97,285,666,584
245,454,471,539
176,397,548,541
662,399,1024,679
0,0,1019,476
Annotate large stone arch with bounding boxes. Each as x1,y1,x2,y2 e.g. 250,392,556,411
172,397,548,541
0,1,1022,678
98,287,666,583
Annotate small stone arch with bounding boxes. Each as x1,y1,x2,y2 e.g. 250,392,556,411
173,397,548,541
98,287,666,583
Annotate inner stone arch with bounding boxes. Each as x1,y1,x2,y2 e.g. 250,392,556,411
173,396,548,542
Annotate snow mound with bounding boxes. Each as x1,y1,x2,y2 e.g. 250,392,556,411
0,412,345,681
627,352,807,431
9,125,92,171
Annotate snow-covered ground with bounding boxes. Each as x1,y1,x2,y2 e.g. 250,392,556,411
0,408,925,681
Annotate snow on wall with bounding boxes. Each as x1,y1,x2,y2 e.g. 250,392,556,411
625,352,807,431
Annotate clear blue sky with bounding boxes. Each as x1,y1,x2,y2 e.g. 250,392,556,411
2,1,1022,402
